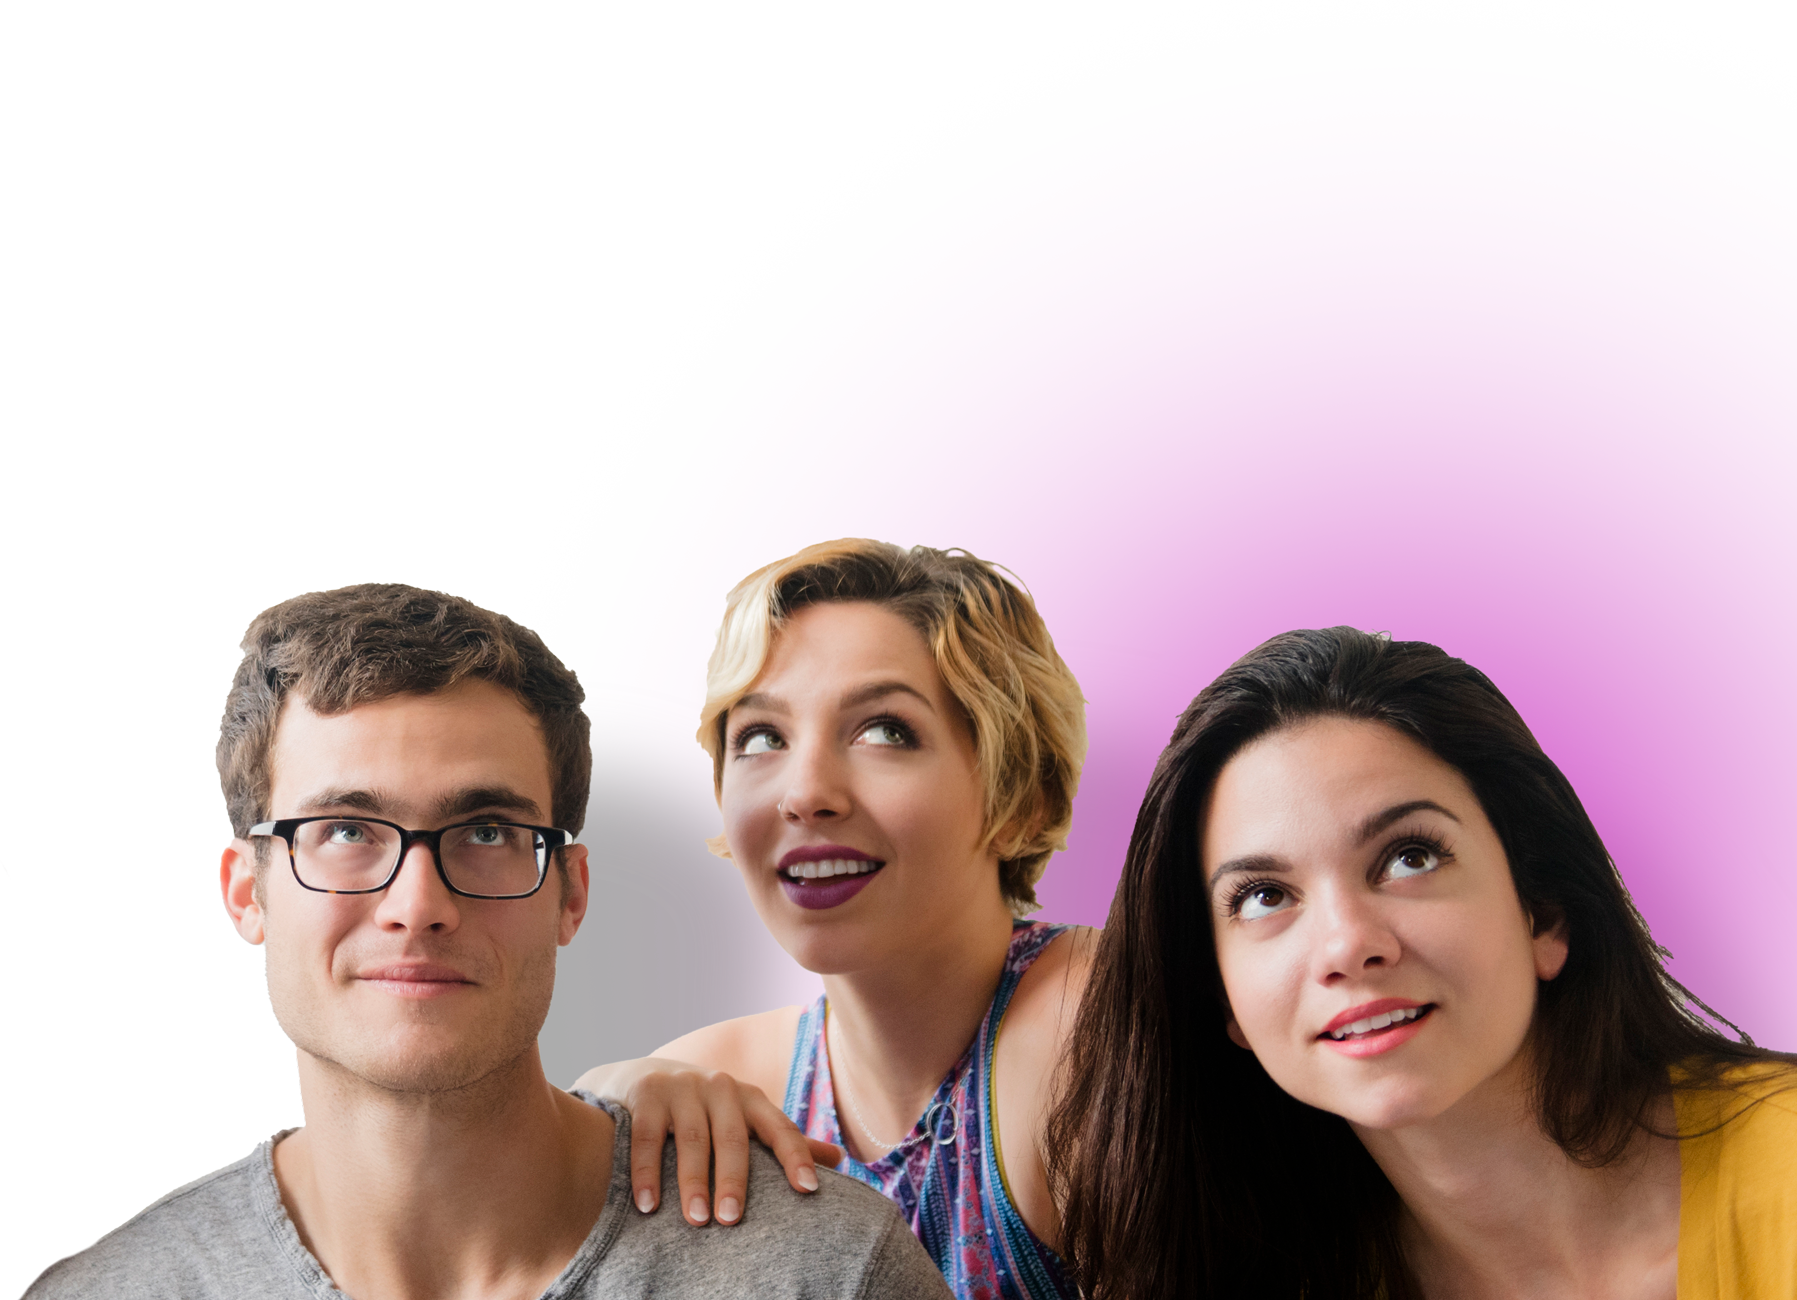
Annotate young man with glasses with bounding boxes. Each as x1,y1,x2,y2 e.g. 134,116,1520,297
28,584,949,1300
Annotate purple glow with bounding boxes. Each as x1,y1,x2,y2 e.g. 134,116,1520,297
659,39,1797,1056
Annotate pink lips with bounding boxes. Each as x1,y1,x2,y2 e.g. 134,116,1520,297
358,963,474,998
1317,998,1434,1059
777,844,885,911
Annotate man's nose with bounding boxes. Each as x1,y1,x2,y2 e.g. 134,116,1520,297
372,841,462,932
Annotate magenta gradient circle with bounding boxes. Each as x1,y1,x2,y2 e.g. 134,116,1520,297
567,111,1797,1050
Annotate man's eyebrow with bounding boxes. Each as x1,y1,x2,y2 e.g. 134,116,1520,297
295,788,390,816
433,787,544,823
839,681,935,713
290,787,545,824
1356,800,1460,843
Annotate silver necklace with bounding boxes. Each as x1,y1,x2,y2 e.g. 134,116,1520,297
830,1014,963,1150
828,1007,913,1152
840,1069,912,1153
830,1050,905,1150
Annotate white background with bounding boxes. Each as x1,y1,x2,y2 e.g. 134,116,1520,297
4,6,1795,1292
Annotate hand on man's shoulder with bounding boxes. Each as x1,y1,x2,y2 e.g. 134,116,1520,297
576,1097,951,1299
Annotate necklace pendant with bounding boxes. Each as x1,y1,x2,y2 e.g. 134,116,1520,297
922,1098,960,1147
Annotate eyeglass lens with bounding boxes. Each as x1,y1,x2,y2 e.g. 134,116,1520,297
291,820,545,895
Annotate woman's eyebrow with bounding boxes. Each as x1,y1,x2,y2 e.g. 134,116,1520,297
1208,852,1289,891
1355,799,1460,843
1206,803,1463,891
839,680,935,712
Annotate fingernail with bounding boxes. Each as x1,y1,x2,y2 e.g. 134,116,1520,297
635,1189,654,1214
687,1195,709,1223
716,1196,741,1224
797,1167,819,1192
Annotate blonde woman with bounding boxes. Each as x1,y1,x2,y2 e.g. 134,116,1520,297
578,540,1092,1300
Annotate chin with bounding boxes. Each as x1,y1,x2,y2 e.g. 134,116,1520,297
334,1031,533,1095
1323,1074,1456,1131
769,917,890,977
283,997,549,1099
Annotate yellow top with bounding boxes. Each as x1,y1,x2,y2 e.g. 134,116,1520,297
1677,1062,1797,1300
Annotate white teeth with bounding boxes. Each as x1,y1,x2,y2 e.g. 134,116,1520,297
1329,1006,1424,1040
784,859,880,880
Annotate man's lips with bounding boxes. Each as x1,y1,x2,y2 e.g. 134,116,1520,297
357,963,475,997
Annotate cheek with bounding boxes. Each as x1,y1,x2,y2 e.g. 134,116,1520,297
920,753,987,836
719,779,775,853
1402,905,1541,1040
885,775,985,862
497,928,564,988
266,896,355,971
260,918,336,1037
1213,932,1296,1046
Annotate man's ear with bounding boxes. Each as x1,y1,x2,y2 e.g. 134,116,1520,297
557,846,591,946
221,841,266,945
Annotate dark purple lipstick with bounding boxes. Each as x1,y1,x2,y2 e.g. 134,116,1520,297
777,844,886,911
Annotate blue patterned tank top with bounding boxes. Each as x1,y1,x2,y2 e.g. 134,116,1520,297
782,920,1079,1300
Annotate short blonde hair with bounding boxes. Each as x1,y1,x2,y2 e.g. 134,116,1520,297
699,539,1087,914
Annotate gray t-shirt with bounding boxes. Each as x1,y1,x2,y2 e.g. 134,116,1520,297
27,1097,952,1299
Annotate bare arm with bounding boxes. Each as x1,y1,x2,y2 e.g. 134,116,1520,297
991,925,1098,1251
572,1007,842,1227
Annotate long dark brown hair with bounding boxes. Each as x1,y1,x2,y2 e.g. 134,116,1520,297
1046,627,1785,1299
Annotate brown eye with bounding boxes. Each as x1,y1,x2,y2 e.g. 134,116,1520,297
1238,883,1293,920
1385,845,1442,880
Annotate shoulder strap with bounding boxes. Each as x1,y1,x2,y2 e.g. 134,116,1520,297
976,921,1083,1298
782,993,828,1121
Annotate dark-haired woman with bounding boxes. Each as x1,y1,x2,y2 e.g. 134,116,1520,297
1049,628,1796,1300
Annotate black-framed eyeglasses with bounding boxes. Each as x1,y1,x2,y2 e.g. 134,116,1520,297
249,816,575,899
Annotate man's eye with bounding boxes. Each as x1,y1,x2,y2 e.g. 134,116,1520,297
1237,884,1294,920
327,823,368,844
1384,845,1442,880
740,730,784,755
857,722,909,747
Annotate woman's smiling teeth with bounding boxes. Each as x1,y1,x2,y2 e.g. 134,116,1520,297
784,859,881,879
1327,1005,1429,1041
